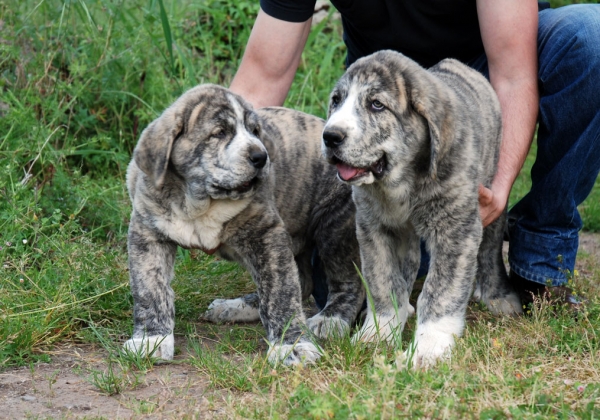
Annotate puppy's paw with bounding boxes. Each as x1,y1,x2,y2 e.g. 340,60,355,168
123,333,174,360
351,312,403,345
483,292,523,316
307,314,350,338
267,341,322,366
203,298,261,323
405,336,452,369
406,317,463,369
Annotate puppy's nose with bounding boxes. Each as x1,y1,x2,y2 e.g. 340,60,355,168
249,150,268,169
323,129,346,148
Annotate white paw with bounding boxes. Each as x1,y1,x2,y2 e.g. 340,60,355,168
406,316,463,369
483,292,523,316
267,341,322,366
407,304,416,317
307,314,350,338
473,284,482,301
203,298,260,323
351,311,404,345
123,333,174,360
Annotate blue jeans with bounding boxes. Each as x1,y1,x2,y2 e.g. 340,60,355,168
469,4,600,286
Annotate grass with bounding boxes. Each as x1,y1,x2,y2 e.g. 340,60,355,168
0,0,599,418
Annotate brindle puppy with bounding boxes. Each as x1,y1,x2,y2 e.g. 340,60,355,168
322,51,522,368
124,84,363,366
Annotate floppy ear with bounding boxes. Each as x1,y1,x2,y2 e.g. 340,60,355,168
259,131,277,164
254,117,277,164
133,106,184,189
408,73,456,180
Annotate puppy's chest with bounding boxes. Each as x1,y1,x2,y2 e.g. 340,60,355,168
362,185,412,225
154,199,250,251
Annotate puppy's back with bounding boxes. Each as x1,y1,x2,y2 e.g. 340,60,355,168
429,58,503,184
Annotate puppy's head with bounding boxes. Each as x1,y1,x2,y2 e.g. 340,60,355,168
322,50,456,185
133,84,270,200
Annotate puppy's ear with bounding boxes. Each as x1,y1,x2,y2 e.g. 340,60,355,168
407,72,455,180
254,117,277,163
133,106,184,189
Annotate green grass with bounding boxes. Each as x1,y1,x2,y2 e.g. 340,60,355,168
1,0,599,418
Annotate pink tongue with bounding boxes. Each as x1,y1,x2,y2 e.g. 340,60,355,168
336,162,365,181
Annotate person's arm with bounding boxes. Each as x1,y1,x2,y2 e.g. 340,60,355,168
230,9,312,108
476,0,539,227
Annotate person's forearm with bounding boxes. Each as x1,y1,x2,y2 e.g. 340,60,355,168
230,9,312,108
476,0,538,226
230,54,298,108
490,77,539,203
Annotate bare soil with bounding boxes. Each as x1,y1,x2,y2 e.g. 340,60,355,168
0,338,227,419
2,232,599,419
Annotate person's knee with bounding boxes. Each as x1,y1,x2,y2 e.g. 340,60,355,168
539,5,600,105
541,5,600,58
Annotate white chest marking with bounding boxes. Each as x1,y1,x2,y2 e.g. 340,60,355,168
156,198,250,250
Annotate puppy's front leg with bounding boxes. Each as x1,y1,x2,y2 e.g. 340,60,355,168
352,211,419,345
413,213,482,368
230,218,320,366
123,215,177,360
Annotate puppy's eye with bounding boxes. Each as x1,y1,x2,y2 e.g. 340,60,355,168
213,128,226,139
371,100,385,111
331,95,341,108
251,127,260,137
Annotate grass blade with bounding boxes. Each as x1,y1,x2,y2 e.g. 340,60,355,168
157,0,175,76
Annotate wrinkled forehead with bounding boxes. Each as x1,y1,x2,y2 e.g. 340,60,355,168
180,87,256,131
336,62,403,97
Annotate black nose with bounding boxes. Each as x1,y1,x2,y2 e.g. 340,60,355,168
249,150,268,169
323,130,346,148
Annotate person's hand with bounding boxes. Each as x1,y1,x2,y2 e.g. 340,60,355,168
478,184,506,227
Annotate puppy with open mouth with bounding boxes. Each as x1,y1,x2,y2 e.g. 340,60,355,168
322,50,522,368
124,84,364,366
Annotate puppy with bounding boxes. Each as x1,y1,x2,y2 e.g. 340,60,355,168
322,51,522,368
124,84,363,366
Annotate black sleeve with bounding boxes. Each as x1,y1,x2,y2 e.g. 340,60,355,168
260,0,316,23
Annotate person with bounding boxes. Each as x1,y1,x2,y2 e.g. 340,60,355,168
229,0,600,308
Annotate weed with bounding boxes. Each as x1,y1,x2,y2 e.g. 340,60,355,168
88,357,143,396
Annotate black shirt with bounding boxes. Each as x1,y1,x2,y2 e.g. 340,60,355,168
260,0,484,68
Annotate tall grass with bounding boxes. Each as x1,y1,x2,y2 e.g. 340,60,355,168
1,0,599,417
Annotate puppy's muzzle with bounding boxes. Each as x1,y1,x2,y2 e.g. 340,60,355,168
322,129,346,149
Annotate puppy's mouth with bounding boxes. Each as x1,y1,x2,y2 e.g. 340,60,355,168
212,175,260,196
230,176,259,194
331,155,387,181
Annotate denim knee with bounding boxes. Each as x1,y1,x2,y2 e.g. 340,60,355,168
539,5,600,84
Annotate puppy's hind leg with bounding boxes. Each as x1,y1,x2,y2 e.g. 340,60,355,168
307,206,365,338
474,213,522,316
203,292,261,323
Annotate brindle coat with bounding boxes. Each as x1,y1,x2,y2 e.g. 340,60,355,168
322,51,522,368
123,85,363,366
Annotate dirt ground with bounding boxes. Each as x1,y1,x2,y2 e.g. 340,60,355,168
0,339,228,419
2,232,599,419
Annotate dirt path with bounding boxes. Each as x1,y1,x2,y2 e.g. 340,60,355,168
0,340,226,419
2,232,599,419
